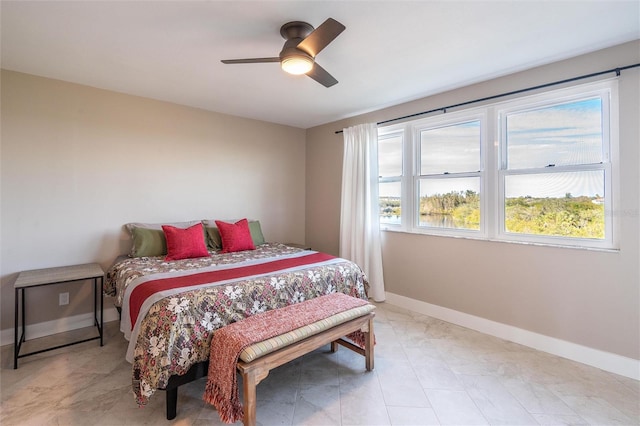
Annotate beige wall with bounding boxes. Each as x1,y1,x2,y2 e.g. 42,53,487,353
1,70,306,332
2,41,638,361
306,41,640,360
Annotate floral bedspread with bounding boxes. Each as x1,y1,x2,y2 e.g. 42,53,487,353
105,243,306,307
105,243,369,405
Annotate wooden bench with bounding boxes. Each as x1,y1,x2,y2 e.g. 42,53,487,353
237,305,375,426
163,304,375,424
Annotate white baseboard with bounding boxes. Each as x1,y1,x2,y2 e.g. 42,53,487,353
384,292,640,381
1,307,120,347
4,295,638,381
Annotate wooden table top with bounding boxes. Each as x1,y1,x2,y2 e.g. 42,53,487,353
14,263,104,288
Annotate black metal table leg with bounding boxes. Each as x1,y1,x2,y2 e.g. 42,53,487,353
14,288,18,369
100,276,104,346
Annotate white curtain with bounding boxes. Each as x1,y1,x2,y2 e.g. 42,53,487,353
340,123,385,302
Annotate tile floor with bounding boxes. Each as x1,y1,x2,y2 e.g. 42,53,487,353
1,302,638,425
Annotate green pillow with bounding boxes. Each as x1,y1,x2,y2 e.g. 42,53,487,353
204,226,222,250
131,227,167,257
204,220,265,250
249,221,265,245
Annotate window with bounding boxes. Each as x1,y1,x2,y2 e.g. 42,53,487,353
377,80,618,250
378,131,404,226
417,118,482,232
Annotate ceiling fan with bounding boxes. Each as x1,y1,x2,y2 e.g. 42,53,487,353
221,18,345,88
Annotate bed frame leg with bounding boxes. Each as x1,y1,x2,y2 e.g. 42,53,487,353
166,388,178,420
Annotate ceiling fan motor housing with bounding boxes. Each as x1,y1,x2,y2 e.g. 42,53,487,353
279,21,316,61
280,21,314,40
279,39,314,62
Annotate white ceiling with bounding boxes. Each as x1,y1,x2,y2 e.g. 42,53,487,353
2,1,639,129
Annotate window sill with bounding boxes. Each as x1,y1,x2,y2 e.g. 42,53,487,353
381,227,620,253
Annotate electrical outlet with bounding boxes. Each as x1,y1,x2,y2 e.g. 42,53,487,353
59,292,69,306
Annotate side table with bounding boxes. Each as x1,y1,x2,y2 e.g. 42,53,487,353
14,263,104,368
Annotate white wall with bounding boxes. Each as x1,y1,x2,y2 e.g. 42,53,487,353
0,70,306,334
306,41,640,366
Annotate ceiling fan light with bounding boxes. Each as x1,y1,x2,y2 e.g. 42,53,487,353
281,55,313,75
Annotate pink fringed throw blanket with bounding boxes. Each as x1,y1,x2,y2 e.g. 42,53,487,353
203,292,370,423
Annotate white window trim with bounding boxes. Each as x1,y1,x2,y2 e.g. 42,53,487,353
410,110,487,238
378,78,619,251
378,128,406,231
494,80,618,250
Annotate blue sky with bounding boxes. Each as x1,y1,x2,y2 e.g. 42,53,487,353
505,97,603,198
506,97,602,169
378,97,605,199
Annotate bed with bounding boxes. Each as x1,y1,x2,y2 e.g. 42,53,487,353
104,219,370,410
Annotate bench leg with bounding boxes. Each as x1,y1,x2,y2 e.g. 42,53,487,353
365,318,375,371
242,370,258,426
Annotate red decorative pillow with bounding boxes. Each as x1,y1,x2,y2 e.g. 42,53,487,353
162,223,209,261
215,219,256,253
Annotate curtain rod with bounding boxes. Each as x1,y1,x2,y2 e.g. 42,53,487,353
334,63,640,134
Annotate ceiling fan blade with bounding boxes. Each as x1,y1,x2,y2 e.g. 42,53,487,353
306,62,338,88
296,18,345,57
221,57,280,64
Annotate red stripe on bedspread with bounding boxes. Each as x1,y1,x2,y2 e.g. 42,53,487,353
128,252,335,328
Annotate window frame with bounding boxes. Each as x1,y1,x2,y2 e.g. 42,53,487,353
377,79,619,251
411,109,487,238
494,81,617,249
378,129,406,228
